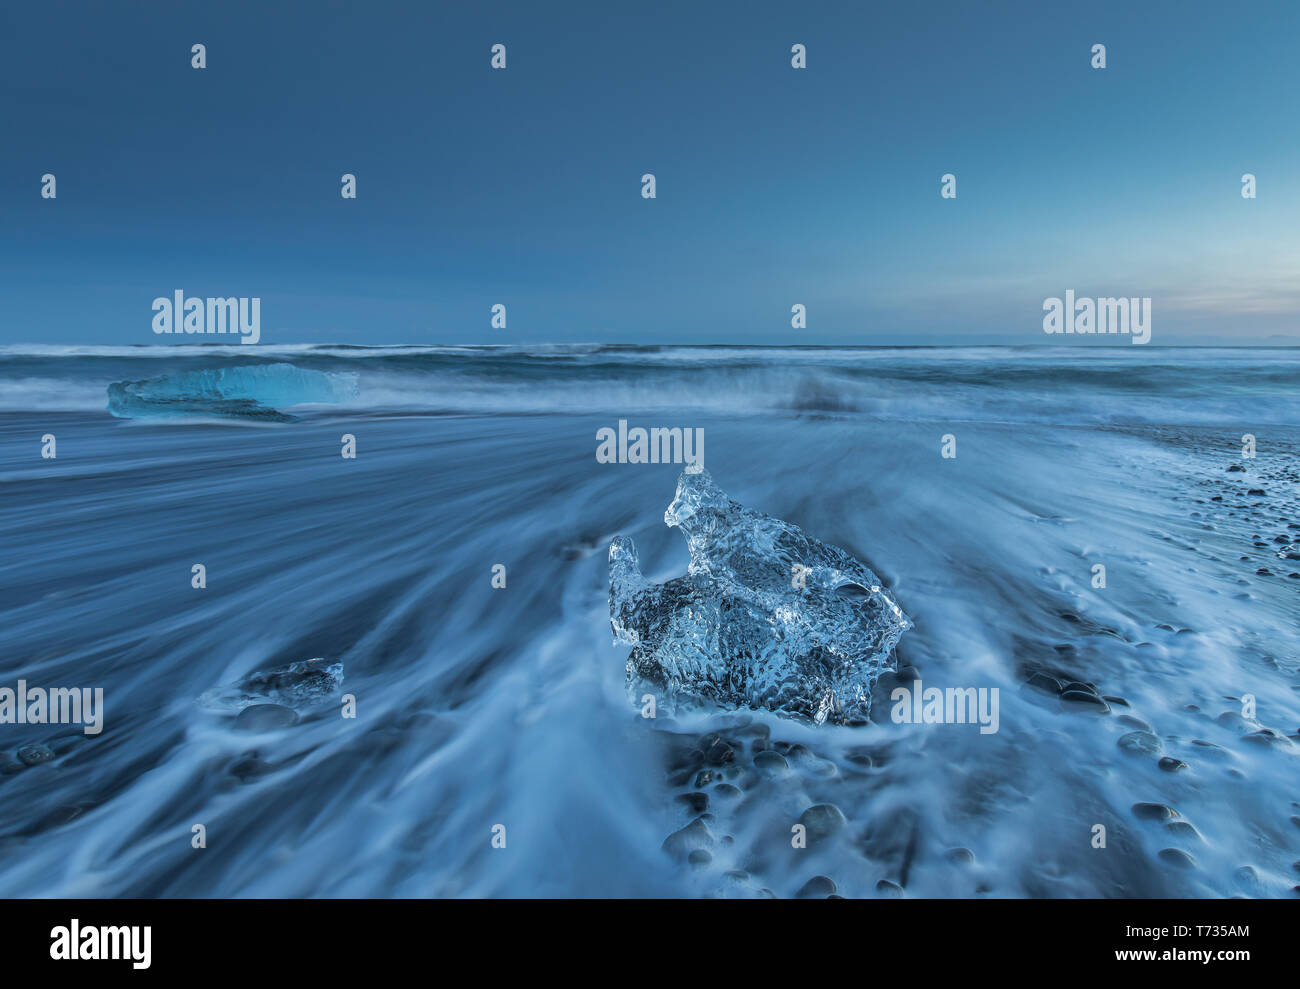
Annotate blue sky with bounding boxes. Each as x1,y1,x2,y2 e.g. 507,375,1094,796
2,0,1297,346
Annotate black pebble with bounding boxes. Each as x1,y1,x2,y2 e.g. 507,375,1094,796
796,875,837,898
1025,672,1063,694
704,738,735,766
1061,690,1110,712
1158,848,1197,869
1132,802,1178,821
235,704,298,732
676,792,709,814
17,743,55,767
229,754,273,781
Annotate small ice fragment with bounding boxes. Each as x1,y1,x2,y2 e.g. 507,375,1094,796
198,657,344,714
609,470,910,725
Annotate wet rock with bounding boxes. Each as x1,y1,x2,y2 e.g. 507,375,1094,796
669,747,705,773
712,783,743,801
753,750,790,773
1117,715,1154,732
1102,695,1130,707
1118,731,1162,756
719,870,761,895
693,769,718,788
1061,690,1110,713
234,703,298,732
844,747,874,768
875,879,903,897
945,847,975,865
1243,729,1292,748
687,849,711,869
662,816,714,860
795,875,836,898
676,791,709,814
799,803,848,842
228,753,273,781
1216,711,1251,732
1062,681,1098,696
1158,757,1188,773
703,737,735,766
1132,802,1178,821
17,743,55,767
1158,848,1197,869
800,756,838,779
1191,739,1229,759
359,725,406,757
1165,820,1202,841
1025,672,1063,694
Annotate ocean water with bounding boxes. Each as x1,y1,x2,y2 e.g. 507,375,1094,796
0,344,1297,898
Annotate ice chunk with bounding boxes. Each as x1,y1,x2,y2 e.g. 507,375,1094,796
197,658,345,714
610,470,910,725
107,363,359,420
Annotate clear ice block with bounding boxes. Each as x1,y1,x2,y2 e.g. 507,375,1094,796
610,470,910,725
